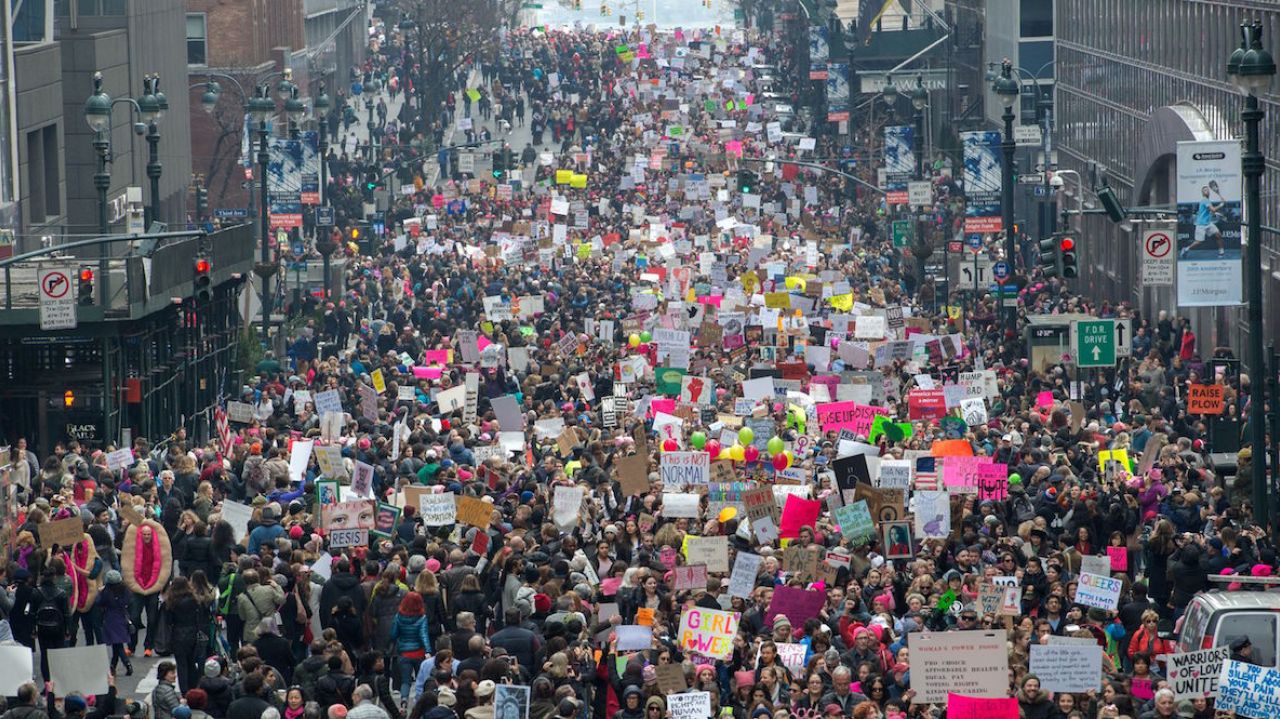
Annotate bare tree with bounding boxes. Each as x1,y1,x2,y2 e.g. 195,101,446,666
397,0,524,135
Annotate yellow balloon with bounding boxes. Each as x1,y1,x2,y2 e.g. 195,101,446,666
730,445,745,461
718,448,732,460
718,507,738,523
784,450,794,468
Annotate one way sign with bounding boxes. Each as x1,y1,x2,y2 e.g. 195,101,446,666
1114,318,1132,358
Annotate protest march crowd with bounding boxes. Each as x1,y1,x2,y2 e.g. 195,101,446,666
0,11,1271,719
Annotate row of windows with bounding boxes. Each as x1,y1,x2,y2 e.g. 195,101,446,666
1056,0,1280,89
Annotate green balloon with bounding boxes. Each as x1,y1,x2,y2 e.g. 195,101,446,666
738,427,754,446
690,431,707,449
767,436,785,455
640,330,652,343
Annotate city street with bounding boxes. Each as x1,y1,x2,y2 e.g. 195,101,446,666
3,2,1280,719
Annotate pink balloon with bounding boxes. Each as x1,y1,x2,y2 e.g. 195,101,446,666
662,438,679,452
705,440,721,456
773,453,789,471
743,445,760,463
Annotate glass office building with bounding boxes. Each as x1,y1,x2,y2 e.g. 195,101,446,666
1055,0,1280,347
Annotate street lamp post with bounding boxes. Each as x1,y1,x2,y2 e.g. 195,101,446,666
84,73,114,306
1228,20,1276,530
138,75,168,228
911,76,929,300
314,82,334,299
365,78,382,157
248,85,277,342
992,59,1021,338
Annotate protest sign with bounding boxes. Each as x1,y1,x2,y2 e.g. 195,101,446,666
729,552,762,598
677,607,739,660
912,631,1008,704
615,625,652,651
833,500,875,544
1029,644,1102,693
552,485,585,528
455,495,494,528
616,453,650,495
1080,554,1112,577
420,492,458,526
661,451,711,486
946,695,1018,719
1108,546,1128,571
49,645,110,695
765,586,825,628
1217,659,1280,718
655,664,688,694
686,535,729,572
668,691,712,719
776,643,808,674
672,564,707,590
778,495,821,538
1074,572,1122,610
38,517,84,547
1168,646,1230,700
663,492,701,518
0,645,30,695
328,528,368,549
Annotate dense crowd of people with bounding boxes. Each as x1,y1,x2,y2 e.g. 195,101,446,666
0,11,1266,719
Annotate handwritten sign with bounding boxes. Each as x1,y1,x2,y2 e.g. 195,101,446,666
815,401,891,436
1029,644,1102,693
660,451,711,486
1108,546,1128,571
1169,646,1231,700
419,492,457,526
1187,383,1225,414
1074,571,1123,610
38,517,84,547
1217,659,1280,719
677,607,739,660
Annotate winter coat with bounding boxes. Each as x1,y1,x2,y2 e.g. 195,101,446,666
390,612,431,656
319,573,367,628
367,585,405,652
97,585,132,645
236,583,285,642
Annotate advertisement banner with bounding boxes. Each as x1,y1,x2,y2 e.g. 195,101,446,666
826,63,849,122
268,131,321,224
1176,140,1242,306
961,131,1002,233
883,125,914,205
808,26,829,80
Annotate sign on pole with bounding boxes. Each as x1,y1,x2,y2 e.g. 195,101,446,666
908,181,932,207
38,266,77,330
892,220,911,247
1013,125,1043,147
1073,319,1116,367
1140,227,1175,286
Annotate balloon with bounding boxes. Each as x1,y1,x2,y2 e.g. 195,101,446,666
784,450,794,467
705,440,721,457
773,453,789,471
640,330,652,343
743,445,759,463
718,507,738,523
628,333,641,348
730,445,745,461
738,427,755,445
690,431,707,449
662,438,678,452
718,448,732,460
767,436,785,455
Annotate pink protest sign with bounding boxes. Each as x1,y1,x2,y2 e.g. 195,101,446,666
423,350,450,365
764,586,825,628
412,366,443,380
976,462,1009,501
942,456,991,493
778,495,821,539
815,401,891,436
1108,546,1129,571
946,695,1017,719
1035,390,1054,409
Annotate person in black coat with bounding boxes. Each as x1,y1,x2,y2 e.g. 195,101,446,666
252,616,296,685
318,560,367,629
225,673,272,719
1168,540,1211,611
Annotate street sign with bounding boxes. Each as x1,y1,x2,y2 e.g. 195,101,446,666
1140,227,1175,286
908,181,932,207
947,240,963,253
38,266,76,331
991,261,1011,284
1033,185,1052,197
965,234,983,253
316,206,335,227
1018,173,1045,185
213,208,249,219
1014,125,1043,147
891,220,911,247
1114,318,1132,358
1073,319,1117,367
952,258,993,290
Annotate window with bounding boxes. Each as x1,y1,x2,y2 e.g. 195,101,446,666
1020,0,1052,38
75,0,124,16
1215,613,1277,667
186,13,207,66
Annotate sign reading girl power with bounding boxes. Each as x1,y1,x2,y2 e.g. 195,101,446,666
678,607,740,660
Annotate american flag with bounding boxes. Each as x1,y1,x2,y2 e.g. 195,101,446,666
215,406,232,453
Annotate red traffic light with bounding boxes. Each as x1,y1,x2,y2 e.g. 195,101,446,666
195,258,211,274
1059,237,1075,252
79,267,93,282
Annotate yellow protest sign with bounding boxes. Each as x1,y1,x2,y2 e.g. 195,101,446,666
764,292,791,309
1097,449,1131,473
740,273,759,293
371,369,386,394
570,173,588,188
465,88,481,102
555,169,572,184
828,293,854,312
784,276,806,291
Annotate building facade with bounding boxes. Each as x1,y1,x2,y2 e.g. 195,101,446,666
1054,0,1280,355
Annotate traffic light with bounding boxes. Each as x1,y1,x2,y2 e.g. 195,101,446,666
195,186,208,220
1037,237,1061,278
77,266,94,305
1059,236,1078,278
364,168,379,194
737,169,756,194
492,148,505,180
194,257,213,302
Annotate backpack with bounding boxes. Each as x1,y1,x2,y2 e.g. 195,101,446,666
33,587,64,630
1013,495,1036,524
217,572,238,616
